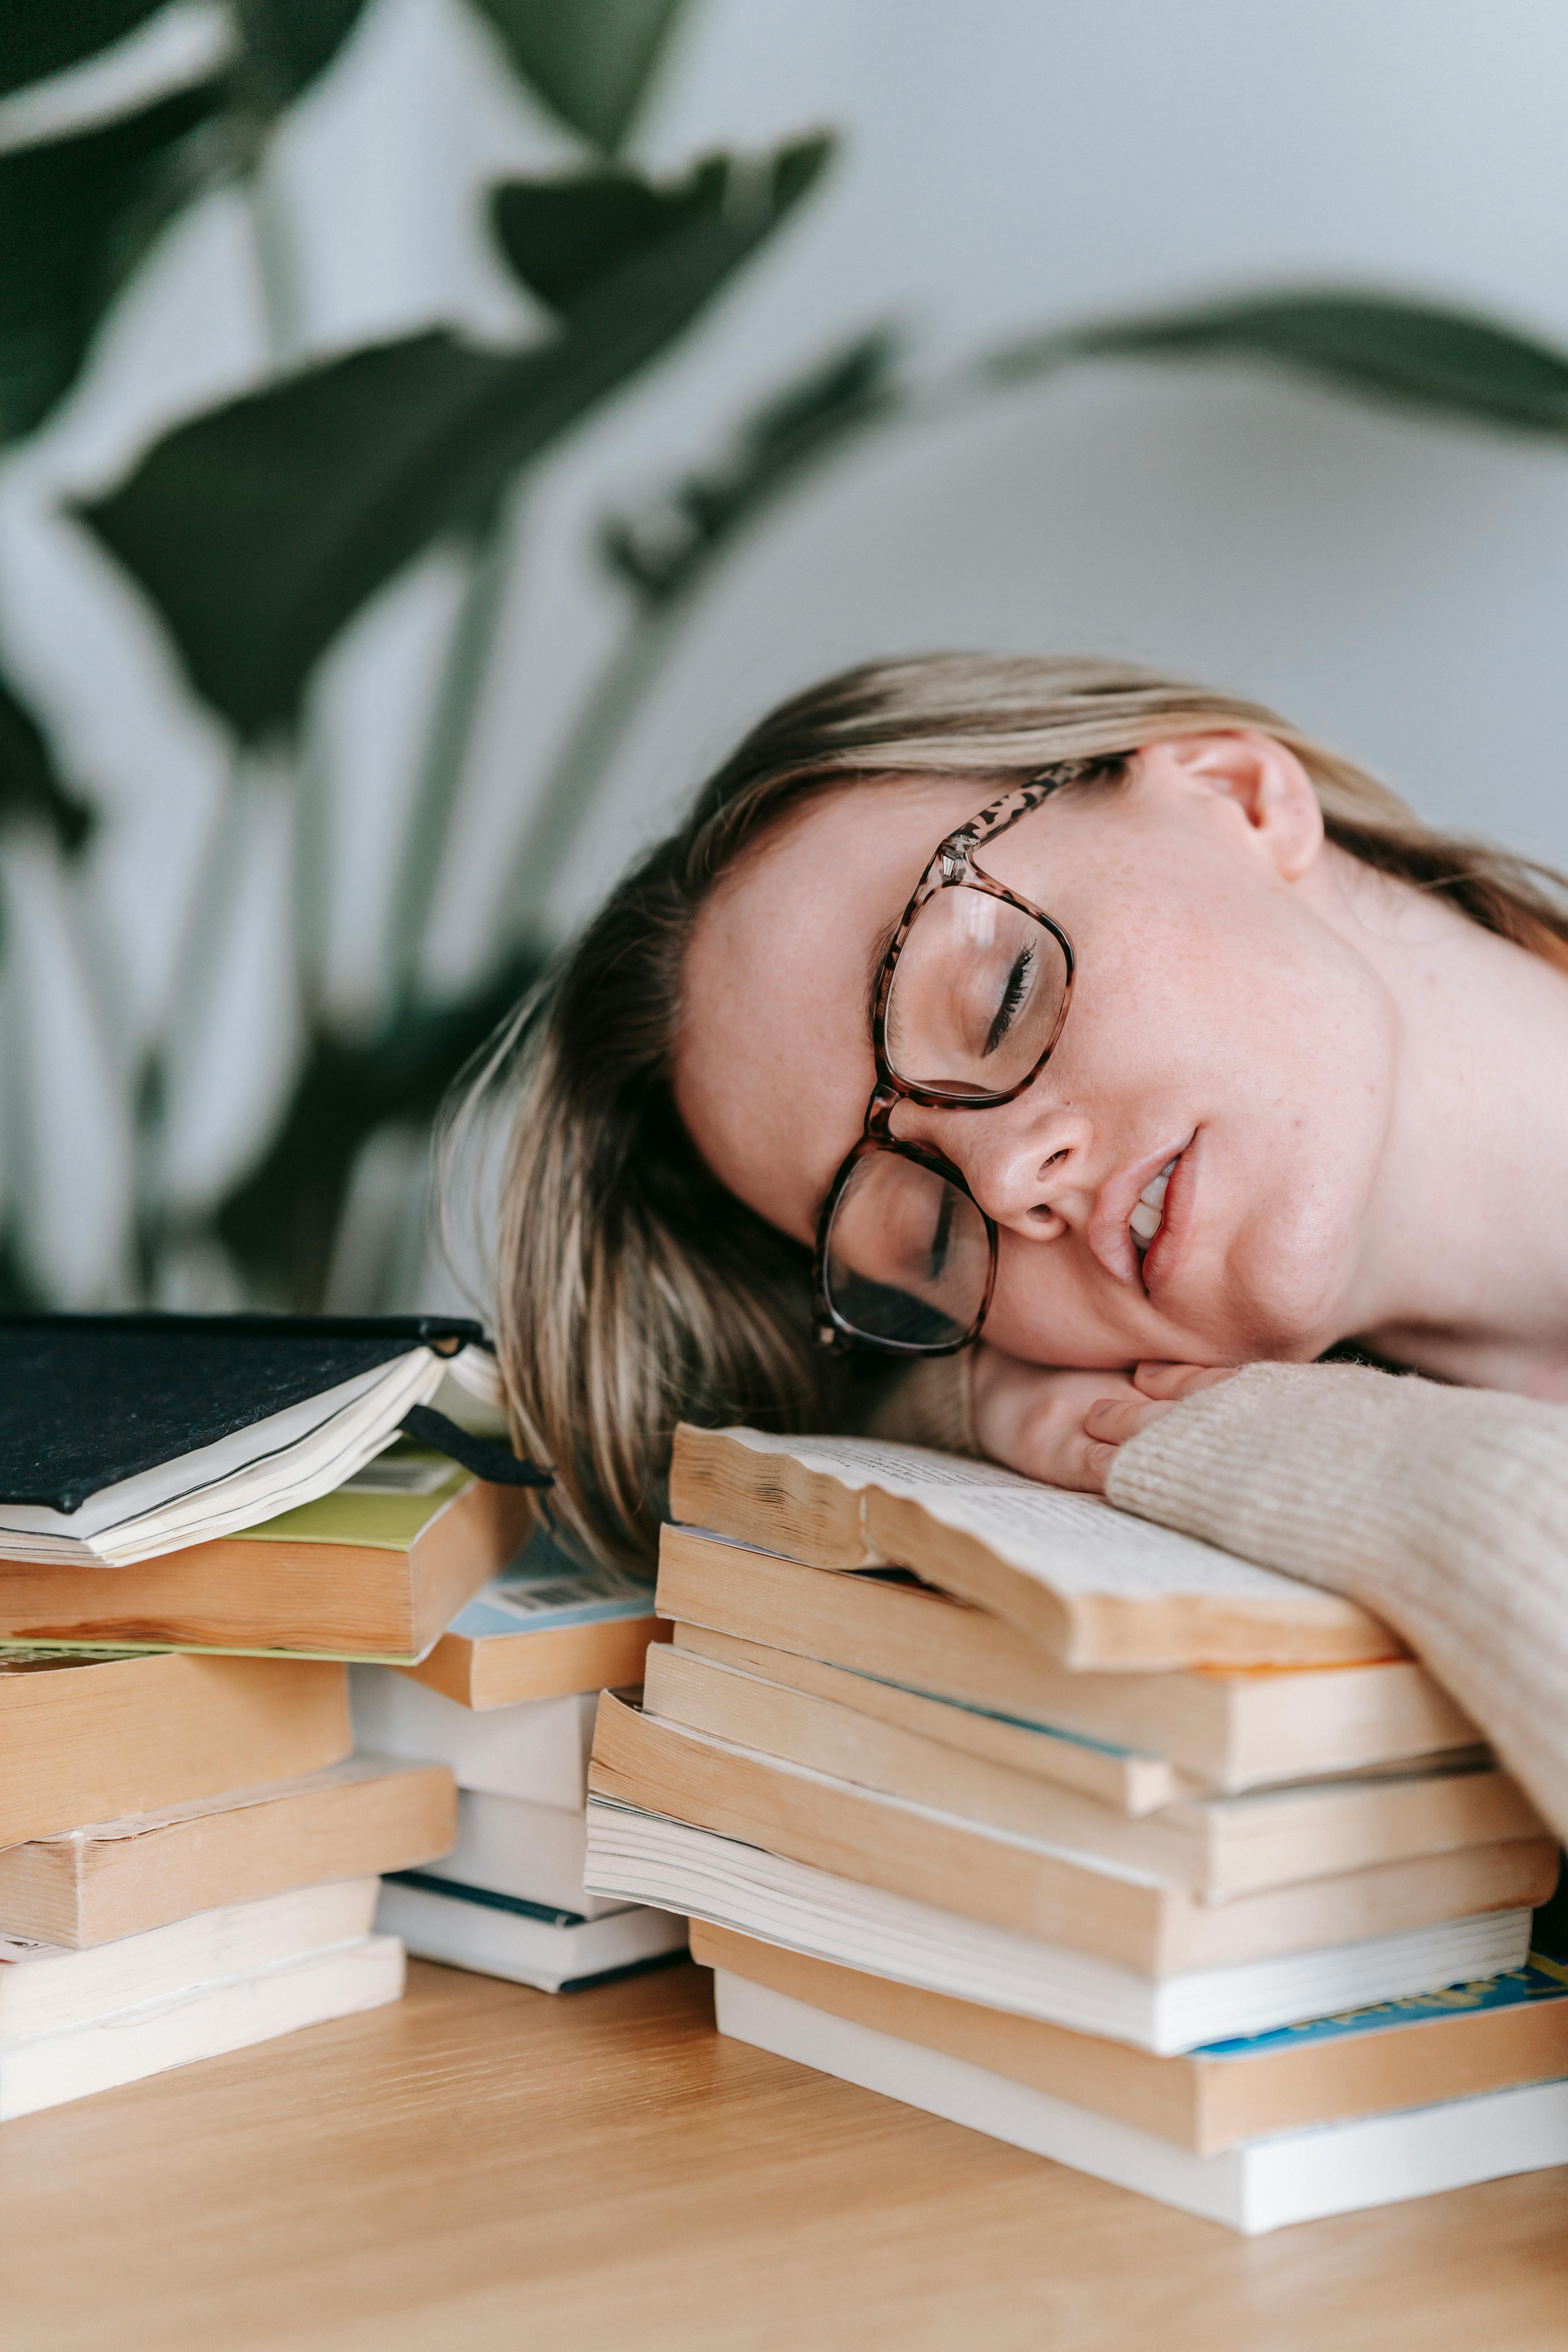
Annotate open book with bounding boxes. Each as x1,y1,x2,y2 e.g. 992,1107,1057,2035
669,1425,1398,1672
0,1313,517,1567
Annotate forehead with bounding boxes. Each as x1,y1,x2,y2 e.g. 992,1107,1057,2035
674,778,983,1243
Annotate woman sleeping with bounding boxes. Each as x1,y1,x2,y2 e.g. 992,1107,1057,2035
463,654,1568,1842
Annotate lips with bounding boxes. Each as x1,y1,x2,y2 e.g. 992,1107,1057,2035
1139,1134,1196,1297
1086,1137,1193,1289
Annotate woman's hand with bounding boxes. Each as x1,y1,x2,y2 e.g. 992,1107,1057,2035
970,1348,1238,1493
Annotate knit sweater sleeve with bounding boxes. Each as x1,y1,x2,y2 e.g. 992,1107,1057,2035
1104,1362,1568,1843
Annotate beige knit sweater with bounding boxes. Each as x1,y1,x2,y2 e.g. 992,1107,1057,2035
873,1359,1568,1844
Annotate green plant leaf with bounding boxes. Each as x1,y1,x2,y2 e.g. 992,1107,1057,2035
601,324,905,602
0,672,94,851
238,0,368,102
490,153,728,315
469,0,689,156
0,79,224,441
79,132,834,737
214,950,542,1306
0,3,165,99
991,290,1568,439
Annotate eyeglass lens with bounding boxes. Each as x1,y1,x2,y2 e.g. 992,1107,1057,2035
885,885,1069,1098
824,1150,991,1348
824,886,1069,1347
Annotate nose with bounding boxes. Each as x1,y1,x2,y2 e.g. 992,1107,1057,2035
898,1094,1091,1240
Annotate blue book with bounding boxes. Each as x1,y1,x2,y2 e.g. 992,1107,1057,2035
1198,1953,1568,2059
406,1536,662,1707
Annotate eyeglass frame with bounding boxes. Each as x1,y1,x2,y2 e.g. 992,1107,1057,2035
811,767,1083,1357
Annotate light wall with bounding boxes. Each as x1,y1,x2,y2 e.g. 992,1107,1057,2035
2,0,1564,1298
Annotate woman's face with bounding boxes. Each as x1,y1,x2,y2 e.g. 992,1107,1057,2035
673,732,1400,1370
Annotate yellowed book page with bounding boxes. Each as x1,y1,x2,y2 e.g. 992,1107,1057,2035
685,1427,1393,1668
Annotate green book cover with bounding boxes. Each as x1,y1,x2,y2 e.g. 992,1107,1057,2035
0,1450,481,1664
229,1452,468,1554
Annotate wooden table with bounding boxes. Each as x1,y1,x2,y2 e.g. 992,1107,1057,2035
4,1958,1565,2350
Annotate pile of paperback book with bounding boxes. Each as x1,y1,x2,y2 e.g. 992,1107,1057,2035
583,1425,1568,2234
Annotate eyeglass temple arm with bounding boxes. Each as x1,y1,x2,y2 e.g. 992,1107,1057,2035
955,766,1079,858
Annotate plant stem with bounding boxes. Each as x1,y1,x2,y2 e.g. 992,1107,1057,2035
486,340,1101,958
383,509,521,1017
494,593,688,953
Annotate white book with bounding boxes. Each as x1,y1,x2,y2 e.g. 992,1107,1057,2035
0,1879,379,2038
348,1668,596,1809
377,1877,686,1993
715,1971,1568,2234
583,1798,1532,2054
0,1935,405,2122
423,1789,622,1918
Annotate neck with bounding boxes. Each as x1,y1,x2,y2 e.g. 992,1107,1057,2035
1319,851,1568,1399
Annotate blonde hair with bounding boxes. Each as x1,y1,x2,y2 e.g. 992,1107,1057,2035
462,654,1568,1565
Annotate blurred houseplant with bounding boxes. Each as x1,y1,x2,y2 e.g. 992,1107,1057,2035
5,1,1568,1314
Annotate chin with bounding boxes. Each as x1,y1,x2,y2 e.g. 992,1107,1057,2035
1190,1227,1356,1366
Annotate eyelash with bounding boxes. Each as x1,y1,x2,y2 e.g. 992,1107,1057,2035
928,1181,957,1280
985,946,1034,1056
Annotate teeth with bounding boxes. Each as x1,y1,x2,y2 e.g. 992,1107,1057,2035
1131,1159,1179,1252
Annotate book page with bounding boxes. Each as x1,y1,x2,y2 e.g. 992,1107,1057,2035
720,1428,1336,1606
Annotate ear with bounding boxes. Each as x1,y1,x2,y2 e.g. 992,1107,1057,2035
1143,731,1325,882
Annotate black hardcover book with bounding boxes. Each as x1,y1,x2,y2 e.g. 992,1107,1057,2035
0,1312,539,1568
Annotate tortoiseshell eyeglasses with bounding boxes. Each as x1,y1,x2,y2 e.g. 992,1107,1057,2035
811,770,1080,1355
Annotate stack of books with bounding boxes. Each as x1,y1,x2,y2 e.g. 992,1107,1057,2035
0,1312,539,2116
583,1426,1568,2233
355,1539,687,1991
0,1649,454,2119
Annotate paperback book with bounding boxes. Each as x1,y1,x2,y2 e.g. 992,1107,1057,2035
657,1528,1477,1791
0,1312,505,1565
670,1425,1396,1670
582,1796,1535,2053
399,1545,664,1709
712,1967,1568,2234
378,1873,686,1994
0,1457,533,1664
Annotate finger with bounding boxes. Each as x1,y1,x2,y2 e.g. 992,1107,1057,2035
1133,1361,1237,1401
1083,1397,1174,1445
1078,1438,1119,1494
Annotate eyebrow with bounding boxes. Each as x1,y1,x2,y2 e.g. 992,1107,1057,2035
864,913,901,1033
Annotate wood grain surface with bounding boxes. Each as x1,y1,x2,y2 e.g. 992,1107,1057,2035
2,1957,1565,2351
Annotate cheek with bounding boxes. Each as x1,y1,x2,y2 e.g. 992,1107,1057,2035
981,1240,1143,1369
1203,1094,1385,1350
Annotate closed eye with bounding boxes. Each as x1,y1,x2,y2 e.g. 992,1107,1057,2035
927,1181,958,1281
984,945,1034,1057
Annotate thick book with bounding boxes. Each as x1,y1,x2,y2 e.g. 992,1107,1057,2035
695,1924,1568,2156
644,1644,1542,1900
0,1935,403,2123
587,1697,1557,1976
377,1875,686,1993
582,1798,1534,2053
0,1878,377,2039
403,1551,666,1708
670,1425,1396,1670
350,1668,597,1810
0,1457,534,1663
0,1756,457,1948
0,1312,501,1565
422,1788,622,1919
713,1969,1568,2234
673,1623,1184,1815
0,1649,350,1847
657,1528,1477,1793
